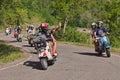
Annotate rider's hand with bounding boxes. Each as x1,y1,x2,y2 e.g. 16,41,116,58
58,22,62,28
106,32,110,35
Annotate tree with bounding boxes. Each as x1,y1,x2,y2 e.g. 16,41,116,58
50,0,87,33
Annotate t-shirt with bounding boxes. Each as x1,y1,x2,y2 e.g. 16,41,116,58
37,29,52,41
94,27,107,37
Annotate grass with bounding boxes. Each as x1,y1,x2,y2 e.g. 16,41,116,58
58,40,120,54
0,40,22,64
58,40,93,47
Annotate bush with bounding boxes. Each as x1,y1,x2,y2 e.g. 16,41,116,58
54,27,92,45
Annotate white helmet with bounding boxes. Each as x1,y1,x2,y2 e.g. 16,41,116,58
91,22,96,26
31,25,34,27
18,26,21,28
98,21,103,24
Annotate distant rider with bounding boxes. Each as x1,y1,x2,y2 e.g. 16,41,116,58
93,21,109,51
16,26,22,34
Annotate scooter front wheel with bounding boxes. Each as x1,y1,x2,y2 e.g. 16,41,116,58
106,48,111,57
6,33,8,35
40,58,48,70
17,38,22,42
98,51,102,56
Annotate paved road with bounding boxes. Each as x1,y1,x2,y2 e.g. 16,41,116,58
0,33,120,80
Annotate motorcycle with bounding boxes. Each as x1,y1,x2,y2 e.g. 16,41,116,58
17,33,22,42
95,36,111,57
35,38,56,70
27,34,37,47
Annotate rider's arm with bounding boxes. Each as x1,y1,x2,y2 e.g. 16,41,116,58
94,32,97,38
103,27,110,35
93,28,98,38
106,32,110,35
93,30,98,42
51,34,56,42
51,22,62,34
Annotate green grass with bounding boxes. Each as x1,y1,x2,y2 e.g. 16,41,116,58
58,40,93,47
58,40,120,54
0,40,22,64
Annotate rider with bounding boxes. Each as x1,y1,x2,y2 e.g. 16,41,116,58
93,21,109,51
90,22,99,51
94,21,109,38
9,25,12,34
16,25,22,34
27,25,35,35
90,22,97,39
6,26,9,34
36,22,61,57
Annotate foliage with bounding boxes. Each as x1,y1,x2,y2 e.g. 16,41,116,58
54,27,92,45
0,0,120,48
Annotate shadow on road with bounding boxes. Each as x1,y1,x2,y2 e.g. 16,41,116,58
23,61,42,70
23,60,54,70
74,52,107,58
29,51,38,54
9,40,18,43
22,44,32,47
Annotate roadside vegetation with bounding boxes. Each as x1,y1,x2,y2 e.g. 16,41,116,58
0,40,22,64
55,27,120,53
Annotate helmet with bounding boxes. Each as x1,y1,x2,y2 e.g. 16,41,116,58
18,26,21,28
91,22,96,26
41,23,49,29
98,21,103,24
31,25,34,27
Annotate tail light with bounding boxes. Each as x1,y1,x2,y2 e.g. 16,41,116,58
43,50,47,57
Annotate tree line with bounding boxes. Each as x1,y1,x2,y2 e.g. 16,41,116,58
0,0,120,48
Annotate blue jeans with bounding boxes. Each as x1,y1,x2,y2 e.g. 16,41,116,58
98,36,110,50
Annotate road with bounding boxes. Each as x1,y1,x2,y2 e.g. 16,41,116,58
0,33,120,80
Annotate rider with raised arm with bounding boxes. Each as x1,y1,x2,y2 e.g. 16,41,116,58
36,22,61,57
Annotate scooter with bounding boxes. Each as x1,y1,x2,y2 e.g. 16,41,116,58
95,36,111,57
35,39,56,70
27,34,37,47
5,28,9,35
17,33,22,42
14,30,18,38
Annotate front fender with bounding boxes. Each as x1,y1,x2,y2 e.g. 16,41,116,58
98,36,110,49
